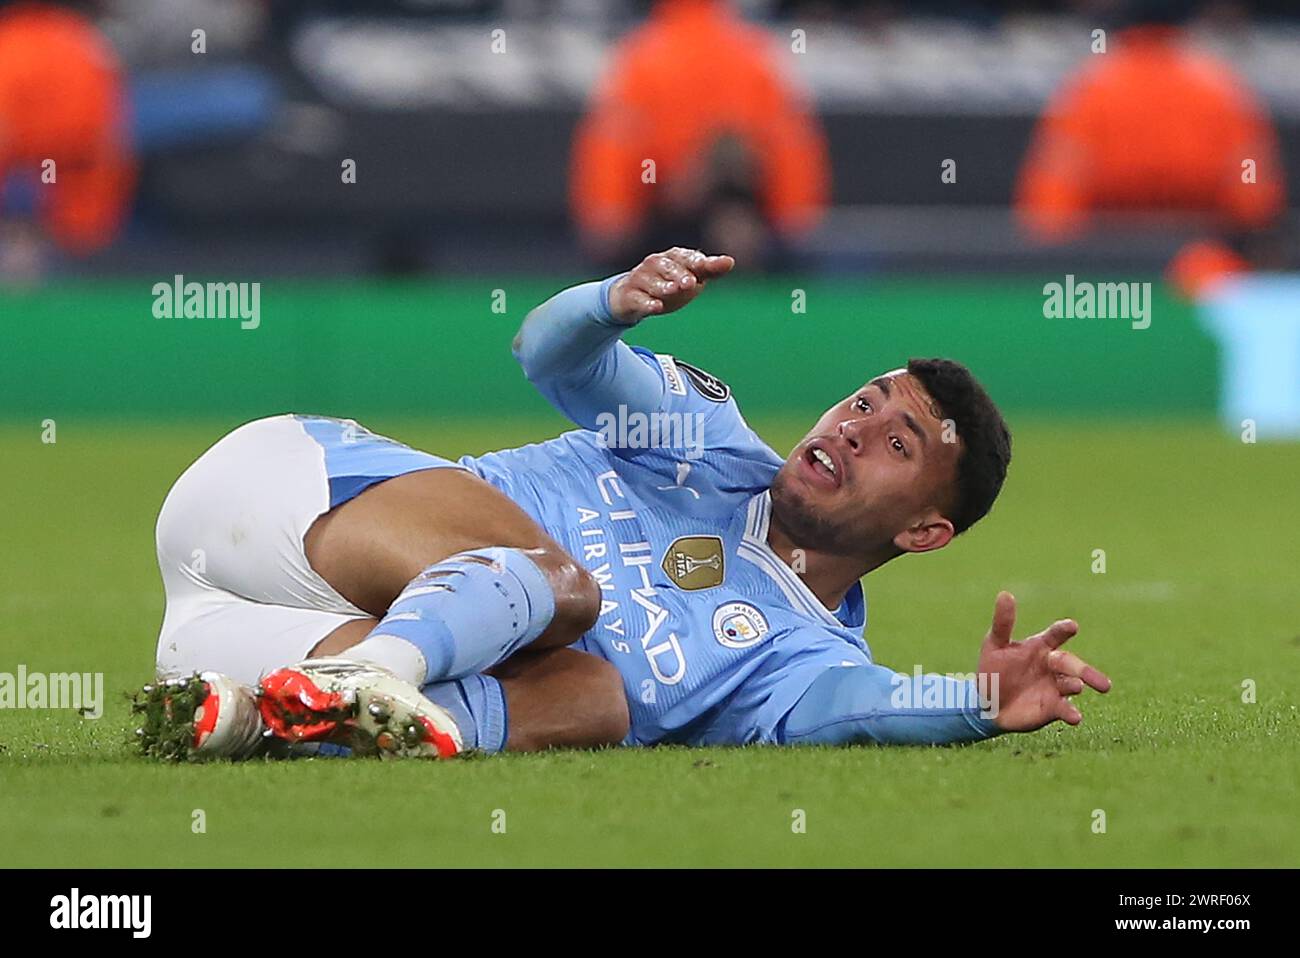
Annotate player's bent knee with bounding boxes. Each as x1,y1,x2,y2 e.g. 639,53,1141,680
527,546,600,638
588,656,631,746
494,648,629,751
565,562,601,634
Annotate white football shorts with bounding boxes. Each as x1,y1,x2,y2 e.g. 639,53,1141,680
154,414,459,685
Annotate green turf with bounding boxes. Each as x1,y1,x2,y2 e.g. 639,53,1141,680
1,416,1297,867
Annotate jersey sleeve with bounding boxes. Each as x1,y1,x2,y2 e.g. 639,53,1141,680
512,276,780,474
512,274,665,429
774,654,1002,747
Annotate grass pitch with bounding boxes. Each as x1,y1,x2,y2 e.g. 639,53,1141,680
1,416,1297,867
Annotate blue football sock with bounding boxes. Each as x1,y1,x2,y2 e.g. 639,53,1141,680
421,674,508,753
363,547,556,685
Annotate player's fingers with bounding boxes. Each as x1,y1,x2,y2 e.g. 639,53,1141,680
1055,697,1083,726
696,253,735,277
650,252,697,291
663,247,733,280
1055,674,1085,696
623,287,663,317
1046,649,1112,693
985,591,1016,647
1040,618,1079,649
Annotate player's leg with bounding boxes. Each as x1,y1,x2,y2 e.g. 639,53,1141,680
152,516,454,760
156,414,597,683
149,593,453,760
147,604,628,759
303,467,602,686
486,648,630,751
309,621,629,750
154,414,377,682
149,415,619,758
304,466,599,644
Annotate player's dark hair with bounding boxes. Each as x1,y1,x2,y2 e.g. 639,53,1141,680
906,357,1011,536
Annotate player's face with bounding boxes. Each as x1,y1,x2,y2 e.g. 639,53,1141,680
770,370,961,558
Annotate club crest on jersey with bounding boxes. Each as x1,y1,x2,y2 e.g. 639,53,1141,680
662,535,725,591
712,602,769,649
676,360,731,403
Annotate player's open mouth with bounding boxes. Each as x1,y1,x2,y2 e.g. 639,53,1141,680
801,442,842,490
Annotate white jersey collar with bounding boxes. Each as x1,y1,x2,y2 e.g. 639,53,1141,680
739,492,846,629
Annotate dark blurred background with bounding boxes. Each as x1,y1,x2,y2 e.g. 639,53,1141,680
3,0,1298,279
3,0,1299,435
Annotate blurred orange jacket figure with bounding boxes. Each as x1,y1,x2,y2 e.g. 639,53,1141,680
570,0,828,259
1014,25,1284,244
0,2,136,253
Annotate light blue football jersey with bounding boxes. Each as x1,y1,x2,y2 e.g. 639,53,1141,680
299,276,999,748
463,353,873,746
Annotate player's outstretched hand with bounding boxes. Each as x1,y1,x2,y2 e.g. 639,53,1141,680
976,591,1111,733
608,247,735,325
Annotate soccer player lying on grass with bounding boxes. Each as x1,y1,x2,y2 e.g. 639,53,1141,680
138,247,1110,761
